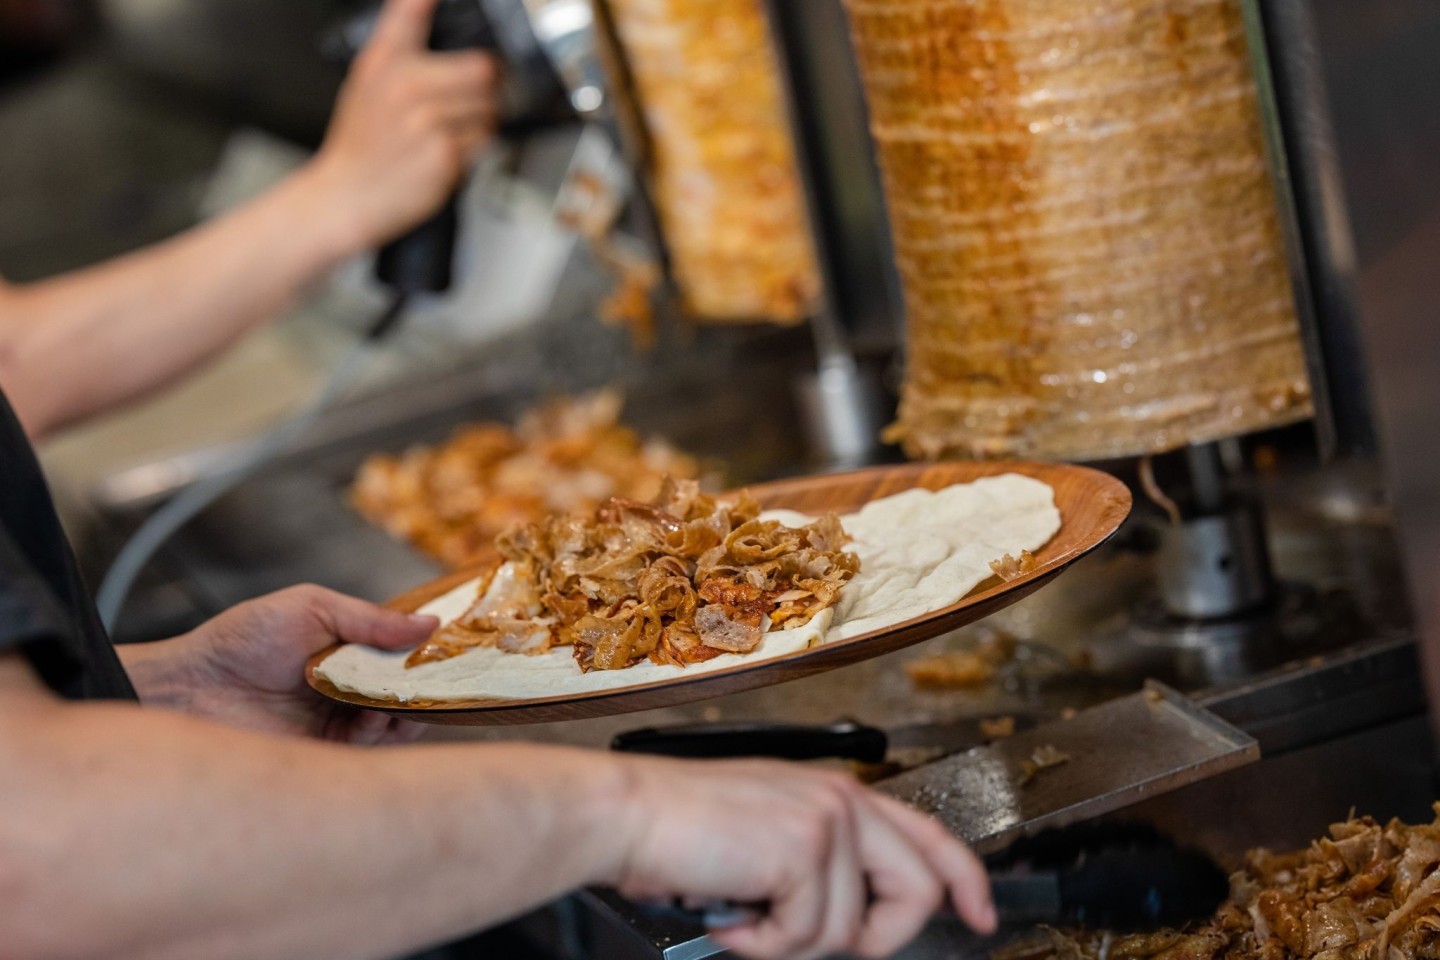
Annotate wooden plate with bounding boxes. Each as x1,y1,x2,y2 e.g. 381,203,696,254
306,461,1131,724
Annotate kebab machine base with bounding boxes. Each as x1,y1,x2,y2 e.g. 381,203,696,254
1075,442,1385,690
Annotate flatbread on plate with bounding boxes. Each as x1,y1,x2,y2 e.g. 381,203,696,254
315,473,1061,703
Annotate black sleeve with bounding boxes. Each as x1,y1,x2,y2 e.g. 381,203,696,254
0,523,88,692
0,383,136,701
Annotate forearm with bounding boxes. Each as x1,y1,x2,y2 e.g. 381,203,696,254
0,163,361,439
0,691,630,960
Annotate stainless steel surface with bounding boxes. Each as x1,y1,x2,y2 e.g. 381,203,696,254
760,0,904,353
1237,0,1334,458
581,890,726,960
1184,443,1230,515
875,682,1258,857
1296,0,1440,748
1198,636,1425,755
1248,0,1376,455
519,0,607,118
794,355,889,470
92,345,544,514
883,713,1045,756
763,0,901,469
1093,449,1386,689
159,472,442,620
1156,503,1274,619
1120,582,1344,688
1077,457,1400,692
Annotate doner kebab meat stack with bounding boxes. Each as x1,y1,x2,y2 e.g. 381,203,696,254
844,0,1313,460
604,0,821,323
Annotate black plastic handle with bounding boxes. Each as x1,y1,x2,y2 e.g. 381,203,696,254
372,0,498,295
632,830,1226,933
376,198,460,295
610,720,889,763
634,875,1060,932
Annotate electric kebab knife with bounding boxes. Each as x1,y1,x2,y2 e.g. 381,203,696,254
324,0,648,334
638,821,1230,934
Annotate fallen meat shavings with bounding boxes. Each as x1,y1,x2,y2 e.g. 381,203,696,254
410,477,860,672
990,550,1039,581
1016,745,1070,787
906,631,1019,690
555,168,663,350
597,248,661,350
980,716,1017,740
1010,806,1440,960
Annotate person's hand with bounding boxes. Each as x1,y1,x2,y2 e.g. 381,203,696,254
129,586,437,744
605,757,998,960
304,0,500,250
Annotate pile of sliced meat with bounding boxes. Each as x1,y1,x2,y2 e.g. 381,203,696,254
407,478,859,673
1011,809,1440,960
351,391,703,570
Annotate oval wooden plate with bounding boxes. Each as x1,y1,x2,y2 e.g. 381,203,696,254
307,461,1131,724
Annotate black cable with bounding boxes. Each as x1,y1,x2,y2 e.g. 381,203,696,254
366,292,411,340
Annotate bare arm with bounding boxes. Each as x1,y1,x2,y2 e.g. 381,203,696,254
0,0,497,440
0,651,995,960
0,655,634,960
0,170,358,438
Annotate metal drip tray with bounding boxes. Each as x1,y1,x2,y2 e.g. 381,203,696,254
876,681,1258,855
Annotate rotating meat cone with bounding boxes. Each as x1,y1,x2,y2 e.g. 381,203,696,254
603,0,821,323
844,0,1313,461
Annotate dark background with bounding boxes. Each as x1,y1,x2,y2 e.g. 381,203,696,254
0,0,345,281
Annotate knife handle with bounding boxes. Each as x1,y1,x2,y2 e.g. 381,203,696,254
610,720,889,763
629,826,1226,933
634,874,1061,930
988,873,1064,924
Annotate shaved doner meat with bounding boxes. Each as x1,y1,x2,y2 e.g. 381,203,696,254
406,564,552,667
409,478,859,672
604,0,821,323
1014,807,1440,960
693,605,764,654
505,478,859,672
351,391,705,570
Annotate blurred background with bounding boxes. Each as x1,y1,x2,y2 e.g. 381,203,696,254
3,0,369,500
3,0,822,645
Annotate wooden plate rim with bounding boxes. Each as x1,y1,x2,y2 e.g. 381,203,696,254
306,460,1131,720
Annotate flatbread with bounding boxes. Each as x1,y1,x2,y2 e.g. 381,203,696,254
315,474,1060,703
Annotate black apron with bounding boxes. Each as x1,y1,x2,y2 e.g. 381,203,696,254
0,386,135,699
